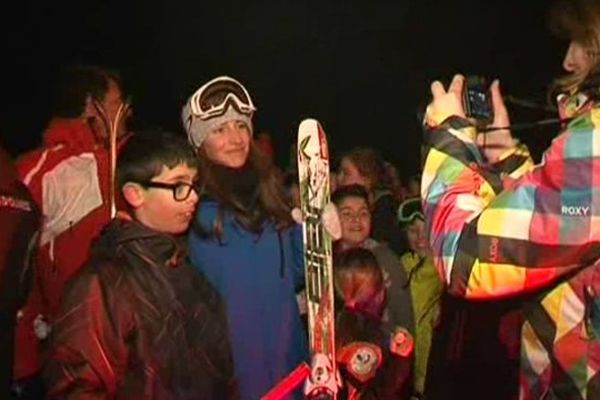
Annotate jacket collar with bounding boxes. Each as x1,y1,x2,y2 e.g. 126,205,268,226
95,215,185,269
43,118,101,151
557,90,596,120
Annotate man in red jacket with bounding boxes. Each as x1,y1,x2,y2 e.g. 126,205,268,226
0,144,40,400
13,65,131,398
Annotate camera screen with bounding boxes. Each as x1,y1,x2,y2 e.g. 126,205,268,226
466,89,492,119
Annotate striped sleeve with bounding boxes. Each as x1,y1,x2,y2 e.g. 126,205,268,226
491,142,535,180
421,112,600,299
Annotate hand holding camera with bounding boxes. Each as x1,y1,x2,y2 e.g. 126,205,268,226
425,74,515,163
476,79,515,163
425,74,466,126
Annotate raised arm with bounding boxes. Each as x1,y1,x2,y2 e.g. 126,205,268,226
421,75,600,299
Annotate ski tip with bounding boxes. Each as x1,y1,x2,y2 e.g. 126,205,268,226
297,118,329,158
298,118,320,133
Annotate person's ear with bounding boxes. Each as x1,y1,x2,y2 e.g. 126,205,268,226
122,182,145,208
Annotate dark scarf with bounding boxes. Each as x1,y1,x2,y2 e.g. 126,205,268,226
208,161,268,234
211,162,259,207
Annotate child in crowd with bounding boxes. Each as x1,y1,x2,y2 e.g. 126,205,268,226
44,131,237,399
332,184,414,335
337,148,405,255
334,247,413,399
397,197,443,397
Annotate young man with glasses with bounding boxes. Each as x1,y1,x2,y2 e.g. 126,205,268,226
44,131,237,399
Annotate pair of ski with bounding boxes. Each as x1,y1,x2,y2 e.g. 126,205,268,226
262,119,340,400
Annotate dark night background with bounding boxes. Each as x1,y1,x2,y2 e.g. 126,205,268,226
1,0,566,179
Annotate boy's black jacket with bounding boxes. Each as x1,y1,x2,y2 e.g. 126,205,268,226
45,218,238,399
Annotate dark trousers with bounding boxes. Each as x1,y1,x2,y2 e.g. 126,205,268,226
10,374,45,400
425,295,522,400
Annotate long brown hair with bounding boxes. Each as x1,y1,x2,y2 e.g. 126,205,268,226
196,141,292,241
334,248,386,353
341,147,387,192
334,248,384,316
549,0,600,94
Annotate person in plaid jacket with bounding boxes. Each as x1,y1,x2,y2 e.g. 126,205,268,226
421,0,600,398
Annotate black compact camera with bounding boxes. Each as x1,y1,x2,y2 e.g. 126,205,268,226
463,76,493,128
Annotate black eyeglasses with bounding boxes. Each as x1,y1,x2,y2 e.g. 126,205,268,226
139,181,198,202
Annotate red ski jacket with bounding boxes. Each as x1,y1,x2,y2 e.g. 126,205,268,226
14,118,119,379
0,145,40,395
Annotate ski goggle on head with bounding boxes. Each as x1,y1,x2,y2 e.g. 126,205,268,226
397,197,424,228
182,76,256,148
188,76,256,121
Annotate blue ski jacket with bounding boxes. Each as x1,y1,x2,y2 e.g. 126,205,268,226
188,200,308,400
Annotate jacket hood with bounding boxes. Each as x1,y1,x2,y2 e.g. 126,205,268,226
92,216,183,268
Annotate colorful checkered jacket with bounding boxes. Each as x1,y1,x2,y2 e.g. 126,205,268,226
421,91,600,399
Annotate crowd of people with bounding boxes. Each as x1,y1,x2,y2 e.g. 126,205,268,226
2,0,600,399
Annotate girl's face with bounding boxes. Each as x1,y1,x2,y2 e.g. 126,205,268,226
202,120,251,168
563,40,596,76
338,196,371,249
406,218,429,257
338,158,371,190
